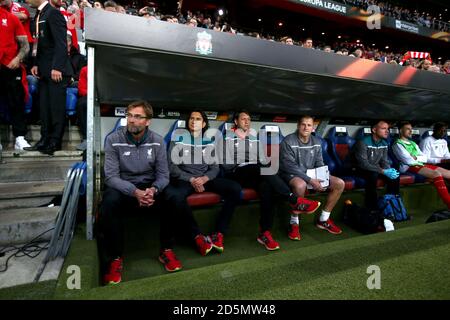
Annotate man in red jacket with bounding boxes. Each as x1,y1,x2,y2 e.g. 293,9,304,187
76,65,87,150
0,0,31,150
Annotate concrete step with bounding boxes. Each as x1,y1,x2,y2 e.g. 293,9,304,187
0,148,83,163
0,197,56,211
0,124,83,145
0,160,75,183
0,181,65,200
0,206,59,245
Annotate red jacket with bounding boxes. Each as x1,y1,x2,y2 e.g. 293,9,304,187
78,65,87,97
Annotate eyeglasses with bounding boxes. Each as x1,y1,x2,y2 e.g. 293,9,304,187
126,113,148,120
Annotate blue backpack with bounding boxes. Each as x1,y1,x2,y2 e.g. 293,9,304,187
378,194,408,222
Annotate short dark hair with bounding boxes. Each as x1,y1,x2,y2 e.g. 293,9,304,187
104,1,117,8
297,115,314,124
127,100,153,119
398,121,412,129
233,109,251,122
433,121,448,132
186,110,209,133
371,120,389,129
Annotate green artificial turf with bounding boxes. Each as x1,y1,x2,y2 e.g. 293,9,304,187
2,183,449,300
77,220,450,300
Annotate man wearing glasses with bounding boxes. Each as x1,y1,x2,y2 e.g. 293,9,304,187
99,100,175,285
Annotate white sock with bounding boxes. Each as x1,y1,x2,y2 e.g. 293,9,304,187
290,215,299,225
320,210,331,222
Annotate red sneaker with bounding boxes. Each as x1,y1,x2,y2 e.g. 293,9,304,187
103,257,123,285
195,234,213,256
210,232,224,253
257,231,280,251
288,224,301,241
159,249,183,272
290,197,321,215
316,218,342,234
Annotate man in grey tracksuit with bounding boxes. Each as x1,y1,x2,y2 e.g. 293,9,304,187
99,101,178,285
279,115,345,239
164,110,241,256
352,120,400,210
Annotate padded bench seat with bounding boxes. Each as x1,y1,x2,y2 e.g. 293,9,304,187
186,188,259,207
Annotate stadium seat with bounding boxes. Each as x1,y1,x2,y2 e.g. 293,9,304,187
326,126,356,179
25,75,39,114
259,124,284,158
411,129,421,144
66,87,78,116
103,117,127,147
313,132,354,190
163,119,187,151
187,192,222,207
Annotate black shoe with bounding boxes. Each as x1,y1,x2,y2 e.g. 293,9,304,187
41,141,61,155
23,138,48,151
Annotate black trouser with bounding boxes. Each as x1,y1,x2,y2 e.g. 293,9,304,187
356,169,400,209
98,185,174,261
39,76,69,145
0,66,27,137
76,95,87,139
226,164,292,232
164,178,241,239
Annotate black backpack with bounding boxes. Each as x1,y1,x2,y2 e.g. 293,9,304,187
343,201,385,234
426,210,450,224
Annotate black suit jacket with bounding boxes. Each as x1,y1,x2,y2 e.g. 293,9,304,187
33,3,73,78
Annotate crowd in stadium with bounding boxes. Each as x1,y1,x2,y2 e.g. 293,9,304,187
340,0,450,32
1,0,449,153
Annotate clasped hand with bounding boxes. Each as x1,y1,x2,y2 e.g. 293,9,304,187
134,188,155,207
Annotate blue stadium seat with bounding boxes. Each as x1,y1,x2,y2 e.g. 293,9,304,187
163,119,187,151
313,132,354,190
411,129,421,144
66,87,78,116
25,75,39,114
355,127,372,141
103,117,127,147
326,126,356,177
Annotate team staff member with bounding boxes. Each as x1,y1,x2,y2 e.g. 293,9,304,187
99,101,176,285
165,110,242,256
353,120,400,209
0,0,32,150
24,0,72,155
279,116,344,239
223,110,321,250
393,121,450,209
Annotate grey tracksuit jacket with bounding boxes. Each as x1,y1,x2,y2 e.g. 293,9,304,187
279,132,324,183
103,127,170,196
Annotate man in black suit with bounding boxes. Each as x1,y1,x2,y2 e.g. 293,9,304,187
24,0,72,155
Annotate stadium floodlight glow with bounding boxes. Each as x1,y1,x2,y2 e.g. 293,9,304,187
385,46,389,49
372,43,376,46
278,22,283,26
218,9,224,16
337,35,341,39
302,28,305,31
258,18,262,22
438,57,442,60
321,32,325,35
356,39,360,43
